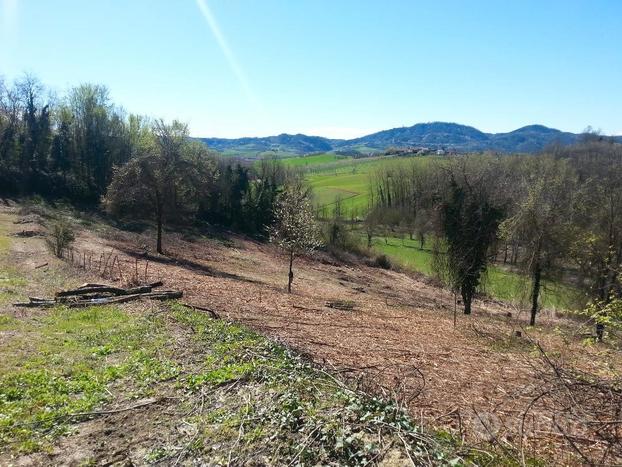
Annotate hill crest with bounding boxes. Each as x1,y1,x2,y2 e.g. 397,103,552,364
199,122,620,156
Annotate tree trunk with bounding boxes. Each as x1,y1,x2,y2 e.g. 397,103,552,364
287,250,294,293
367,232,372,248
462,288,472,315
156,211,163,254
530,262,541,326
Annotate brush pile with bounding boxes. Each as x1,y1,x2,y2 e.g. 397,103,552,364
14,281,182,308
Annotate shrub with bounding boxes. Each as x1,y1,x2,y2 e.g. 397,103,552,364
373,254,392,270
46,219,75,258
579,297,622,341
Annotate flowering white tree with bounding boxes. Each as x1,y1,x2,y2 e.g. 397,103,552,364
270,184,322,293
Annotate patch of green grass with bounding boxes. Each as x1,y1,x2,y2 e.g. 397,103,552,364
144,446,173,463
0,305,179,454
369,235,578,310
0,231,27,305
370,235,435,276
280,153,346,167
0,236,9,255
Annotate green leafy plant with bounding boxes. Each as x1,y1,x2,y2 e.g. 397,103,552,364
579,296,622,341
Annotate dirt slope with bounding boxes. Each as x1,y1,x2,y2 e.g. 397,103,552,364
2,202,621,464
64,215,622,464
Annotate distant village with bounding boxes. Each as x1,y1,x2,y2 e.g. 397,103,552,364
335,146,458,159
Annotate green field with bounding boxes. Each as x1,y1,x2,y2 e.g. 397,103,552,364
369,235,578,310
309,171,372,215
278,152,381,215
305,156,398,215
302,155,437,216
280,153,345,167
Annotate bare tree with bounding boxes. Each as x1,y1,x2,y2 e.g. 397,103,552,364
270,183,322,293
500,156,577,325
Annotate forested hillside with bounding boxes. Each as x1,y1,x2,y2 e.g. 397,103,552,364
200,122,621,156
0,75,289,242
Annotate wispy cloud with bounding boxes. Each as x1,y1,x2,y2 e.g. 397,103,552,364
194,0,256,105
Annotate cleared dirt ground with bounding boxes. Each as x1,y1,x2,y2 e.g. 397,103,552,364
67,211,621,464
2,202,622,465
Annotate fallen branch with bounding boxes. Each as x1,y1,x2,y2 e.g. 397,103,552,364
13,300,56,308
181,302,220,319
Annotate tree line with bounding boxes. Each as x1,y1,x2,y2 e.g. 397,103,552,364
0,75,291,251
367,141,622,326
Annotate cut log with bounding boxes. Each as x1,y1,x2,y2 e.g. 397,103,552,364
325,300,355,311
14,300,56,308
14,288,181,308
65,290,182,308
56,285,153,298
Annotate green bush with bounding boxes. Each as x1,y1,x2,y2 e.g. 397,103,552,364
46,219,75,258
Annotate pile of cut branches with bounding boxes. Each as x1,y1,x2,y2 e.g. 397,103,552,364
520,343,622,464
13,281,182,308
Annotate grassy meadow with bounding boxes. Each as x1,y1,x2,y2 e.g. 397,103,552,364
280,153,344,167
369,235,579,310
280,153,406,215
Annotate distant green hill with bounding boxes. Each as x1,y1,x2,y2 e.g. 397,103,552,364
199,122,621,157
198,133,342,157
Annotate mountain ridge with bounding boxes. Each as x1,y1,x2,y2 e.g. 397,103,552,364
199,122,621,156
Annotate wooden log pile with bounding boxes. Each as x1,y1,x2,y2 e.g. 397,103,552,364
13,281,182,308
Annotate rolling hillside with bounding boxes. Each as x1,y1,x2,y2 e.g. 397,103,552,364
200,122,621,156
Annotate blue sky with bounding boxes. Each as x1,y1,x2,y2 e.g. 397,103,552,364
1,0,621,138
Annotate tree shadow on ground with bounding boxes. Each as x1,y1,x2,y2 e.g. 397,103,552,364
118,246,263,285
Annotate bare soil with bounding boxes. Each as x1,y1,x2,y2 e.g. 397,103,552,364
2,203,621,465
